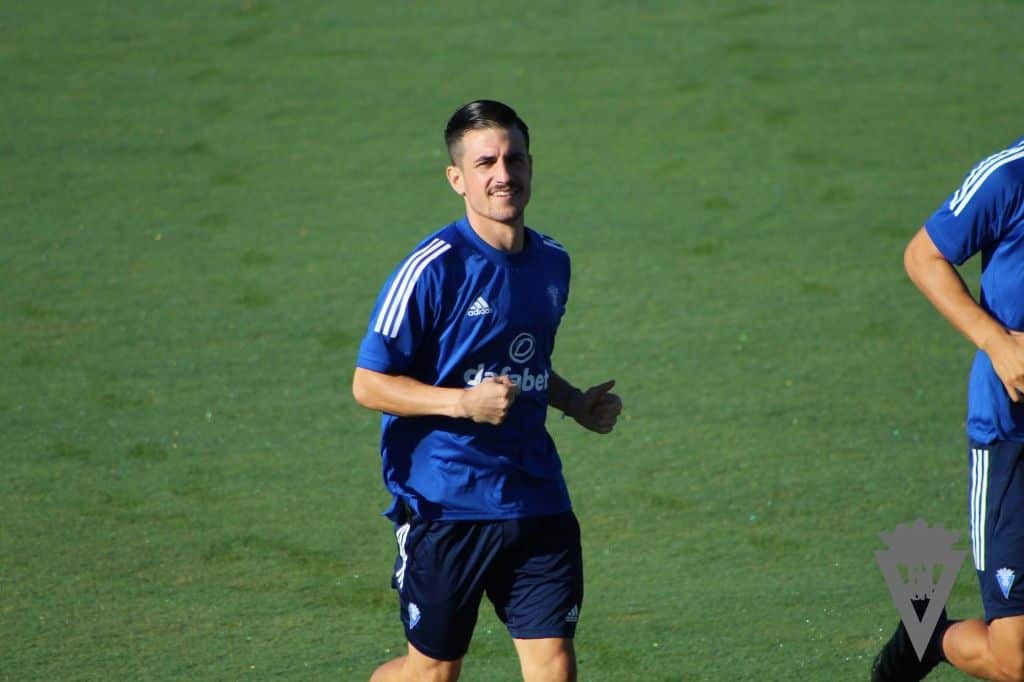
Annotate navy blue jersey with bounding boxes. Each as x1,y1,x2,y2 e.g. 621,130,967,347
357,217,573,521
925,136,1024,443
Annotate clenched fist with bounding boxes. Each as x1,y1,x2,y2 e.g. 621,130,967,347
458,375,521,425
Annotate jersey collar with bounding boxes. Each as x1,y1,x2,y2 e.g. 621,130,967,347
455,216,535,268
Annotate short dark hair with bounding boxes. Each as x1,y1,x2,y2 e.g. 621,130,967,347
444,100,530,163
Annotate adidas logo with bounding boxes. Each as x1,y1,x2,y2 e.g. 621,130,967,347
467,296,492,317
565,604,579,623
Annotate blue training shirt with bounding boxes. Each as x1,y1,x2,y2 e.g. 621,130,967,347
925,136,1024,444
356,216,573,521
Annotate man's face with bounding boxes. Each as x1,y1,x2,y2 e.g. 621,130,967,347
446,126,532,227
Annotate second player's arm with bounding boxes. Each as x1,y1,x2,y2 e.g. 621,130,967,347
904,226,1024,400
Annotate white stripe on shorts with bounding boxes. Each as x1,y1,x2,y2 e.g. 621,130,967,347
394,522,410,591
971,448,989,571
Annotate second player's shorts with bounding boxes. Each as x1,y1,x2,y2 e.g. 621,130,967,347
388,509,583,661
969,439,1024,621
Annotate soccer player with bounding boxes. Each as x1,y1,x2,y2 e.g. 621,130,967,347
352,100,623,682
873,136,1024,681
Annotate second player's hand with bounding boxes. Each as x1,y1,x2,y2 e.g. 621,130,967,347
984,330,1024,402
458,375,521,425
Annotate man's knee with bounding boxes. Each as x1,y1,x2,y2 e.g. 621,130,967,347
369,657,401,682
514,638,577,682
370,648,462,682
520,655,576,682
543,651,577,682
405,646,462,682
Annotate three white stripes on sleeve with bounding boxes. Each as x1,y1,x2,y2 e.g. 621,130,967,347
374,239,452,339
950,142,1024,217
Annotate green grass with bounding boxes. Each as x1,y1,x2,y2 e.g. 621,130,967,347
3,1,1023,679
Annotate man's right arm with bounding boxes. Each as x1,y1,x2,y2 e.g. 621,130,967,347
352,367,520,424
904,226,1024,401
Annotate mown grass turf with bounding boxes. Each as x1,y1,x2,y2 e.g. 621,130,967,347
3,2,1023,679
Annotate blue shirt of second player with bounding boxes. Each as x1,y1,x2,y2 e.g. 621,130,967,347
925,135,1024,444
357,217,573,521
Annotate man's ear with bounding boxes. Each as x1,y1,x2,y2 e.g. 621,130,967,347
445,164,465,196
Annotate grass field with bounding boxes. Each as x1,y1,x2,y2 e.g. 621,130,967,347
3,2,1024,679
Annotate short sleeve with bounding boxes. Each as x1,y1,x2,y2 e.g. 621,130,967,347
356,241,449,374
926,161,1022,266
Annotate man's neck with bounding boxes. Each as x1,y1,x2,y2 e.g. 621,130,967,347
465,213,524,253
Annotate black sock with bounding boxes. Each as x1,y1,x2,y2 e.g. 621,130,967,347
909,599,957,667
928,613,959,665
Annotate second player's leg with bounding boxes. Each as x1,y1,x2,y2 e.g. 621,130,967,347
943,441,1024,680
944,615,1024,681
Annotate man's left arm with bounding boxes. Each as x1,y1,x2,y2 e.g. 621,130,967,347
548,371,623,434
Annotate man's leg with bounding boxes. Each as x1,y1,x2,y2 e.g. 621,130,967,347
943,615,1024,681
493,513,583,682
513,637,576,682
369,643,463,682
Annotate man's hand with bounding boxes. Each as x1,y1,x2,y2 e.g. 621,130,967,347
458,375,521,425
982,330,1024,402
568,380,623,434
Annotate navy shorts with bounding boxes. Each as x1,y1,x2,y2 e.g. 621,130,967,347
968,439,1024,621
389,510,583,661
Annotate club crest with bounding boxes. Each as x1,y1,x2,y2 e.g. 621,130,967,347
408,602,421,629
547,285,560,310
997,568,1016,599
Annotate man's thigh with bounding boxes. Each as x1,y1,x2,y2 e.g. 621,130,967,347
392,516,504,661
488,512,584,640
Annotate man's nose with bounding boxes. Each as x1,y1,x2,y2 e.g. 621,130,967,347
493,158,511,182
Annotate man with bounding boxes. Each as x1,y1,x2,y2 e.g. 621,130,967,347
352,100,622,682
873,136,1024,681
